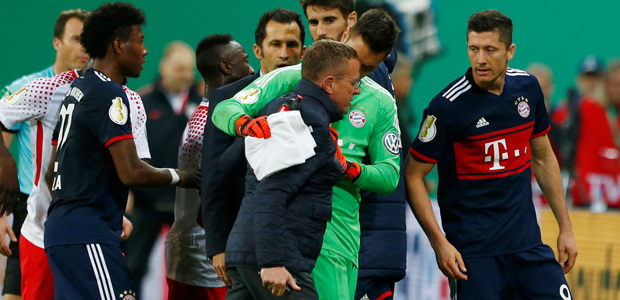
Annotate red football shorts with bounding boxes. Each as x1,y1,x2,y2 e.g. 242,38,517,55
166,277,227,300
20,234,54,300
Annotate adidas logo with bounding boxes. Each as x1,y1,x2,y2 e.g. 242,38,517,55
476,117,489,128
360,295,370,300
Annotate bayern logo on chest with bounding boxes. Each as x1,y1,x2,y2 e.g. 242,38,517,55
349,110,366,128
515,96,530,118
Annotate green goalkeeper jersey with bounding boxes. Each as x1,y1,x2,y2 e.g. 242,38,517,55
211,63,400,264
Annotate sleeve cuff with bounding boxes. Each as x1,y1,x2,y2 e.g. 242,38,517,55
409,148,438,164
104,134,134,147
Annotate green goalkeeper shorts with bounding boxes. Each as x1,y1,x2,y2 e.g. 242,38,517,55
311,248,358,300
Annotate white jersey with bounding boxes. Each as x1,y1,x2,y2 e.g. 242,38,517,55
165,101,223,287
0,69,150,248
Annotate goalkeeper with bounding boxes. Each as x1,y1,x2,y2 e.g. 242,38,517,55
211,9,400,300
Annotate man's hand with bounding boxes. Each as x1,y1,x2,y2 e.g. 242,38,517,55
260,266,301,296
235,115,271,138
0,216,16,256
557,229,578,274
213,252,231,287
176,168,201,189
120,216,133,240
0,154,19,216
433,239,468,280
329,127,361,182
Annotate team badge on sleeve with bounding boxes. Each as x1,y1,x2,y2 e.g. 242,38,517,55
234,88,260,104
1,87,24,105
418,115,437,142
383,131,400,155
108,97,128,125
515,96,530,118
348,110,366,128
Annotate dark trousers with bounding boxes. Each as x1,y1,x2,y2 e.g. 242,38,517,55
122,205,174,292
355,277,396,300
226,267,318,300
2,193,28,295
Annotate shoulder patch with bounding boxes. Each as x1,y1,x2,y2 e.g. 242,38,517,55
383,131,400,155
418,115,437,142
234,88,260,104
109,97,128,125
2,87,25,105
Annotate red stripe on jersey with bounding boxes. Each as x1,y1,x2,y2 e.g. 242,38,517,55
34,121,43,187
531,125,551,139
410,148,438,163
465,121,534,141
51,140,58,146
454,124,533,180
104,134,133,147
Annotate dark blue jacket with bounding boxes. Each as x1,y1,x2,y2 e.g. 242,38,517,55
359,51,408,280
225,79,343,273
201,73,259,258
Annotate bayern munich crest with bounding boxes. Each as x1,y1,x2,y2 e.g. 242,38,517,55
349,110,366,128
119,290,136,300
515,96,530,118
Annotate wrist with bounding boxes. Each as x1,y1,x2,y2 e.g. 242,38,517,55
167,168,180,185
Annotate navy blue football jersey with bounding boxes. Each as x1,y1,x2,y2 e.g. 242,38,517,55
410,67,550,257
45,69,133,248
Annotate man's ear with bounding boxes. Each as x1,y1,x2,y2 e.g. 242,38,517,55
253,44,263,60
321,76,335,94
299,45,307,61
112,38,123,55
53,37,61,51
347,11,357,27
220,61,232,75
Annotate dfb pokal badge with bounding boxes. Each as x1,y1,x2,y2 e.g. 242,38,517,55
515,96,530,118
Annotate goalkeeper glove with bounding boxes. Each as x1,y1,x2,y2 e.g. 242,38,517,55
235,114,271,138
330,127,361,182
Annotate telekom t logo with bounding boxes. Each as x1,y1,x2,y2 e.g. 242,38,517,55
485,139,508,170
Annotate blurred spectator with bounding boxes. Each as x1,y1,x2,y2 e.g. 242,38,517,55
571,59,620,210
124,41,203,292
392,51,414,148
576,55,605,104
527,63,563,163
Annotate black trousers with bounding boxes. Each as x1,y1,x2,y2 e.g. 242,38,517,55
226,267,318,300
121,205,174,292
2,193,28,295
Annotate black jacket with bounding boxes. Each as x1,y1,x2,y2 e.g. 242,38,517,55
359,52,408,280
201,73,259,257
132,80,202,212
225,79,343,273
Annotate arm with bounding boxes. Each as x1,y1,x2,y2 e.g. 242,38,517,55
108,139,200,189
0,126,19,216
404,153,467,280
211,66,301,136
530,134,577,274
352,98,400,194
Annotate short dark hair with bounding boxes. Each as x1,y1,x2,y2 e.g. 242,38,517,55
255,9,305,47
302,39,357,83
467,10,513,49
80,2,146,60
349,9,400,56
195,34,234,80
54,9,90,39
299,0,355,19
